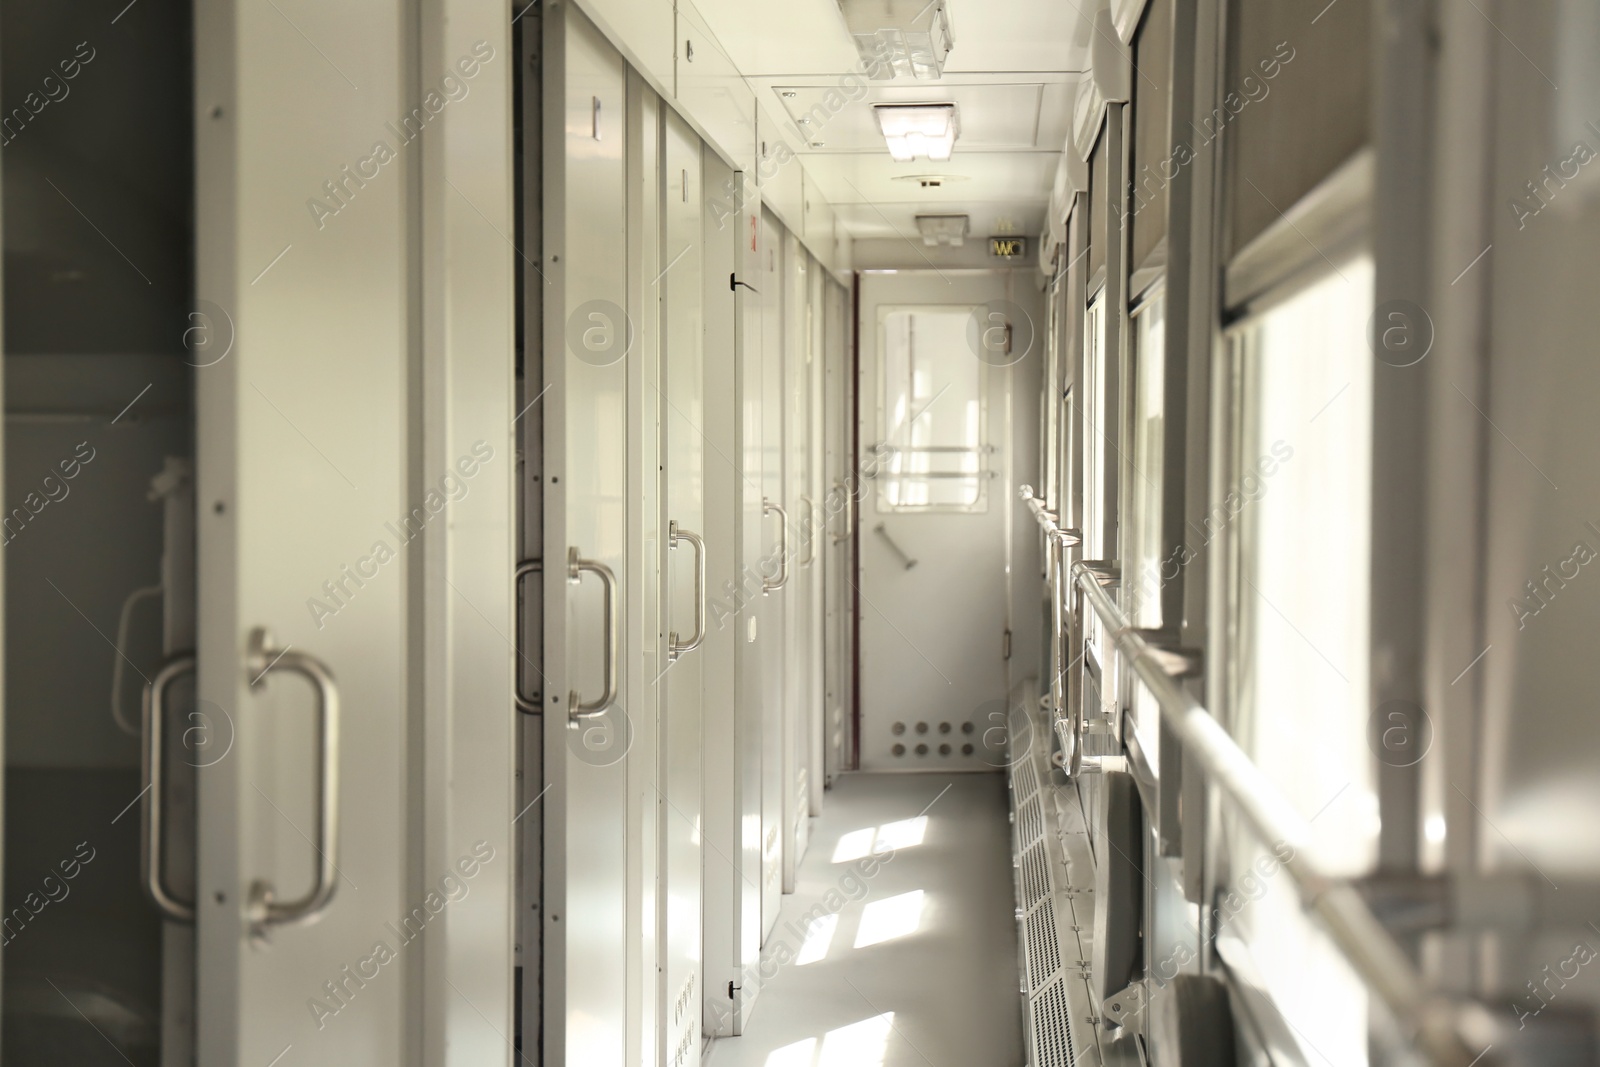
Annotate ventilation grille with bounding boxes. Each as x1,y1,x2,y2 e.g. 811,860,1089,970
1013,756,1039,804
1017,795,1043,848
1024,901,1063,993
1020,840,1051,911
1029,975,1078,1067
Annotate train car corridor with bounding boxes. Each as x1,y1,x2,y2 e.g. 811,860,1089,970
3,0,1597,1064
706,774,1023,1067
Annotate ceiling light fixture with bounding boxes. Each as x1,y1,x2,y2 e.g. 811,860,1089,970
837,0,954,80
873,103,959,163
915,214,969,247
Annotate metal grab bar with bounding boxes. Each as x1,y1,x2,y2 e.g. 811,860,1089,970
1069,563,1495,1067
568,548,618,719
245,628,341,933
667,522,706,660
515,560,542,713
875,444,997,454
142,653,197,923
761,498,789,594
797,496,816,567
831,479,857,544
872,523,917,570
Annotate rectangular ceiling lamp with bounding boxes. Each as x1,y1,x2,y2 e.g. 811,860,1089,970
838,0,954,80
915,214,969,247
873,103,959,162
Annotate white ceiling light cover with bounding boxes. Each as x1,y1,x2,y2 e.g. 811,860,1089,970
873,103,960,162
915,214,969,246
837,0,954,80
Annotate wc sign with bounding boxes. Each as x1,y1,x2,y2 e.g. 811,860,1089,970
988,236,1027,260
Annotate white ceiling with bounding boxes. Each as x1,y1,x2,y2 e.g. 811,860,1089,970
691,0,1094,247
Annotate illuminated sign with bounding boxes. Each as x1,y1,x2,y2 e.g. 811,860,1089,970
989,236,1027,260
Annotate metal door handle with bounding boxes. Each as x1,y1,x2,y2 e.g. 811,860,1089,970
762,498,789,594
142,653,197,923
668,522,706,660
515,560,542,713
245,628,340,932
873,523,917,570
798,495,816,567
832,476,857,543
568,547,618,718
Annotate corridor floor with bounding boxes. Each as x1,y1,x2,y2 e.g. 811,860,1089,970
707,772,1025,1067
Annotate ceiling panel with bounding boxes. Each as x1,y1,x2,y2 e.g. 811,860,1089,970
691,0,1093,78
834,200,1047,244
688,0,1092,240
802,152,1057,205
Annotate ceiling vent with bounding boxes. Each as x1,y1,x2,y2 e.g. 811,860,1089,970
837,0,955,80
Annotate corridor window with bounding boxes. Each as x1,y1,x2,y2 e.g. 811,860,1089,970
1224,252,1376,1066
1128,290,1167,629
876,307,989,511
1127,289,1166,764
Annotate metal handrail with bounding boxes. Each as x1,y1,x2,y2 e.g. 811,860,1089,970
514,560,542,713
667,522,706,660
872,523,917,570
142,653,198,923
245,628,341,933
1068,560,1495,1067
761,498,789,594
568,547,618,719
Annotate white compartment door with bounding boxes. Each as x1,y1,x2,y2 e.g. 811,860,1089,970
856,272,1037,771
542,7,635,1064
700,147,762,1037
756,208,787,939
660,109,705,1067
192,4,424,1063
780,239,814,892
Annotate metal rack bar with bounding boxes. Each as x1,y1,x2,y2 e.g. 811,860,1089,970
1016,486,1495,1066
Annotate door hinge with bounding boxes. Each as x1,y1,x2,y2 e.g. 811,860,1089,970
1003,629,1012,660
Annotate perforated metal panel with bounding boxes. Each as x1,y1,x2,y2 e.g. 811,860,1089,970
1020,842,1052,911
1013,755,1040,804
1029,976,1078,1067
1018,795,1044,847
1007,686,1092,1067
1024,903,1065,993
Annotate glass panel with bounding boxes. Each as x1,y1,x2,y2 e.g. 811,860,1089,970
1228,252,1375,1065
1127,289,1166,763
877,306,987,511
1081,296,1106,653
1128,290,1167,628
1082,296,1107,559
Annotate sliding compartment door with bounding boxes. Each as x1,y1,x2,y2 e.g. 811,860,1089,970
660,108,705,1067
541,7,636,1062
193,2,416,1062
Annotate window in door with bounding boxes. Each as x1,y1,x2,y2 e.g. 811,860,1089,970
876,306,989,512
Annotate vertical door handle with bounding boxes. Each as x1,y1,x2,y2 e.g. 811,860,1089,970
515,560,542,713
142,653,198,923
568,547,618,718
245,628,340,933
830,479,851,544
798,495,816,567
762,498,789,594
668,521,706,660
